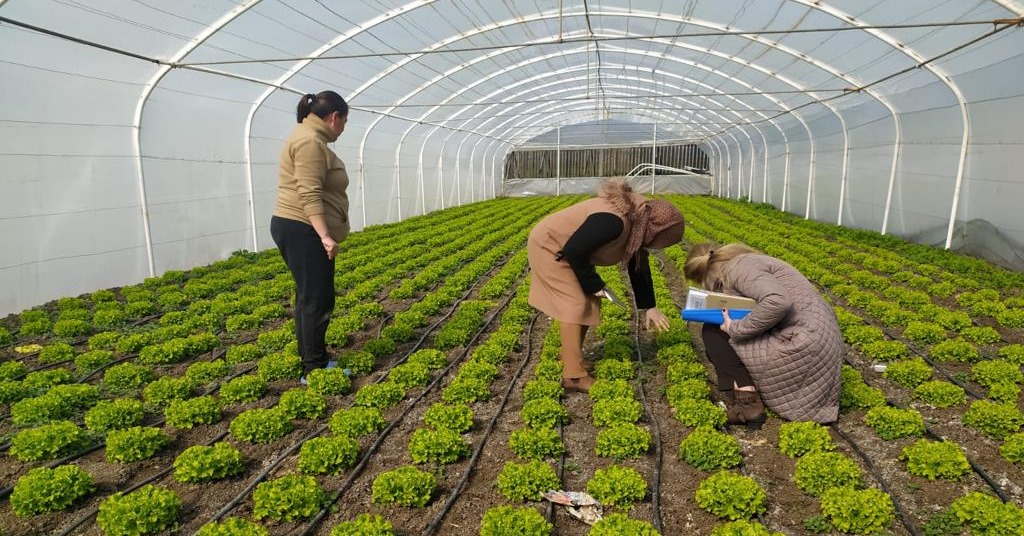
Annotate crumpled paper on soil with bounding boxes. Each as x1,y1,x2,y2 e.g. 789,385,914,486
542,490,603,525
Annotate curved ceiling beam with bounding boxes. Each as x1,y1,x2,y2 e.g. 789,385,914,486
370,41,807,154
133,0,263,276
415,50,805,207
784,0,969,247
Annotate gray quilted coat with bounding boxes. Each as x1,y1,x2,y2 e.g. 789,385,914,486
719,254,843,423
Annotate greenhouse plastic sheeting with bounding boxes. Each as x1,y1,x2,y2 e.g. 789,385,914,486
1,0,1023,314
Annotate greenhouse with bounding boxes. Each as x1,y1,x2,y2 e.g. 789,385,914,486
1,1,1023,535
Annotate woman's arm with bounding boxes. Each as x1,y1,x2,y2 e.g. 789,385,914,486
559,212,624,294
627,252,655,309
722,262,792,341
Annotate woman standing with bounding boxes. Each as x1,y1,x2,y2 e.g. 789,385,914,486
684,242,843,426
527,180,685,393
270,91,350,379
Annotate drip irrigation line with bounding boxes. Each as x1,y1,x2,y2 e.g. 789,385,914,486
205,423,328,525
300,289,519,536
830,423,921,536
819,286,985,400
55,430,231,536
841,355,1009,504
0,360,260,500
630,287,663,533
206,259,515,529
922,427,1009,502
551,420,565,524
897,339,984,400
420,312,541,536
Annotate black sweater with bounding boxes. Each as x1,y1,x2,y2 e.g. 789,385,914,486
556,212,656,309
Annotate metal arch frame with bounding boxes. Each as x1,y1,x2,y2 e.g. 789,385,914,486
233,6,877,229
467,94,710,200
413,48,807,208
245,0,991,235
442,80,756,204
473,39,822,204
470,92,718,191
342,16,858,213
340,9,890,226
240,0,477,244
132,0,263,276
783,0,969,246
386,55,753,211
440,70,782,208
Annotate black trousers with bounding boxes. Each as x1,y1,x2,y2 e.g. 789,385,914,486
270,216,335,374
701,323,755,391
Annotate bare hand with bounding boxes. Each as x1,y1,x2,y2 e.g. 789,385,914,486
321,236,338,260
721,308,732,332
645,309,671,332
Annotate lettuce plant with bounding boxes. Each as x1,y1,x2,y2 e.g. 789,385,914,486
11,465,95,517
298,435,360,475
330,406,386,438
882,358,932,388
252,475,327,521
408,427,470,465
423,402,474,433
479,506,552,536
229,408,293,443
595,423,651,460
962,400,1024,439
820,487,894,535
97,485,181,536
197,517,269,536
899,439,970,480
371,466,436,507
105,426,171,462
508,426,565,461
679,426,742,471
794,452,863,497
913,381,966,408
592,397,643,427
695,471,767,521
586,465,647,508
863,406,925,440
165,395,222,429
497,460,560,501
173,442,245,483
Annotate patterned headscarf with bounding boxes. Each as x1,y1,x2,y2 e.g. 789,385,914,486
625,199,685,259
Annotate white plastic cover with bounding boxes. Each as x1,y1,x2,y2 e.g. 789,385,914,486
1,0,1022,314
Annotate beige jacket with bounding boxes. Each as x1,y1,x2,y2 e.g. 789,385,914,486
720,254,843,423
273,114,350,242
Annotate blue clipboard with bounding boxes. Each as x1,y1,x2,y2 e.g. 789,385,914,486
681,309,752,325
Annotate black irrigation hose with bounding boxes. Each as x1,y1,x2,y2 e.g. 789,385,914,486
205,423,329,525
55,430,231,536
881,328,985,400
299,290,519,536
420,312,541,536
632,307,664,533
0,361,260,500
830,423,922,536
0,335,256,450
204,274,506,529
922,427,1009,502
842,355,1010,503
550,420,565,525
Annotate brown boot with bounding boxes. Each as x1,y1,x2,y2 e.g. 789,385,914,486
561,375,595,394
727,390,766,430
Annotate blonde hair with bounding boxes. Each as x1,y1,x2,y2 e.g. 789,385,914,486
684,242,758,291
